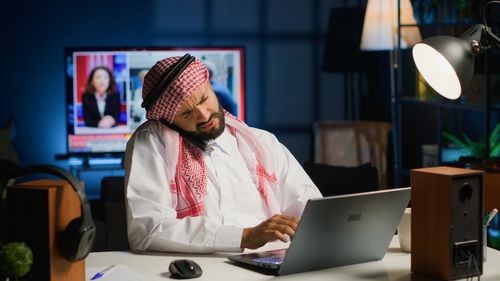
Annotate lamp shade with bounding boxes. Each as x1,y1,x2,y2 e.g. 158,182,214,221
412,25,487,99
322,7,366,73
360,0,422,50
412,36,475,100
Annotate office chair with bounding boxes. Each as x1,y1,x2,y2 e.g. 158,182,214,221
303,162,379,197
313,121,391,187
91,176,129,251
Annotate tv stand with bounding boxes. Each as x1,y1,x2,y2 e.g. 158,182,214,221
56,153,125,179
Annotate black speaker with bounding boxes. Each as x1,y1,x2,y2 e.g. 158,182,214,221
411,166,483,280
6,165,96,262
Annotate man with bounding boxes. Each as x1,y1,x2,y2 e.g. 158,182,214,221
125,54,322,253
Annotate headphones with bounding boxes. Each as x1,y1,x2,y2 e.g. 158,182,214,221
141,54,208,151
6,164,96,262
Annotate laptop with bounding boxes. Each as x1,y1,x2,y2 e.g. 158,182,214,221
228,187,411,275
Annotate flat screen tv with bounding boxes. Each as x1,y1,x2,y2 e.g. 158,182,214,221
64,47,245,155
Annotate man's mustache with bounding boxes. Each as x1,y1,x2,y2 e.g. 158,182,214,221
197,112,221,128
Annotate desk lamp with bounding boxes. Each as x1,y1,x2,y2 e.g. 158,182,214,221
412,1,500,100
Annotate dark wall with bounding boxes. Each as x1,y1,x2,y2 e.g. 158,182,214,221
1,0,384,197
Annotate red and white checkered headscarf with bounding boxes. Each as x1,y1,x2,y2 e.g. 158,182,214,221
143,56,209,123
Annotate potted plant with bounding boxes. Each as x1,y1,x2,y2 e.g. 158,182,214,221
0,242,33,281
441,122,500,165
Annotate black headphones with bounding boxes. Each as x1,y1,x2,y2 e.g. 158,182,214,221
141,54,208,151
6,164,95,262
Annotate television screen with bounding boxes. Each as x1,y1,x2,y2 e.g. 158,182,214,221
64,47,245,155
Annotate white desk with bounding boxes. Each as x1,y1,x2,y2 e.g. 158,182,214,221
86,237,500,281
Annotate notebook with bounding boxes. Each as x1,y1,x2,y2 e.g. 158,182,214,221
228,187,411,275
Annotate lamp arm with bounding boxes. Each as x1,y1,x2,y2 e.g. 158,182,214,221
485,28,500,49
482,0,500,49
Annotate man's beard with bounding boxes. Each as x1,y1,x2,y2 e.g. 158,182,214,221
190,104,225,141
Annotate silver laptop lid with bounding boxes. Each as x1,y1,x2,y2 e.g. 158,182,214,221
279,187,411,275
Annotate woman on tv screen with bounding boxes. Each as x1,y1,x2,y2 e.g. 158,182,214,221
82,66,120,128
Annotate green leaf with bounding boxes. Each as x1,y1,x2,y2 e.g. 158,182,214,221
442,131,469,149
490,144,500,157
489,123,500,151
462,134,483,157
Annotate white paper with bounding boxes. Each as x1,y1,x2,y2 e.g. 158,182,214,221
86,264,149,281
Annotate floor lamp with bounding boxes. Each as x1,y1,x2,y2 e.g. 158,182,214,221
322,7,366,120
360,0,422,186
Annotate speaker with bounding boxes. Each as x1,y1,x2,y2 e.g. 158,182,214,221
6,165,96,262
411,166,484,280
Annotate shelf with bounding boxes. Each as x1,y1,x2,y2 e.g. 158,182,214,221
400,21,477,28
400,97,500,112
399,96,492,111
394,0,499,186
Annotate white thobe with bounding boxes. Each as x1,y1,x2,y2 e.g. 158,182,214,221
125,120,322,253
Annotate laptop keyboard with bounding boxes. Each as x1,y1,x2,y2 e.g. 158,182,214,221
254,255,284,265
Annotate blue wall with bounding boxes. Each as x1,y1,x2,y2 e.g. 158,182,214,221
1,0,357,197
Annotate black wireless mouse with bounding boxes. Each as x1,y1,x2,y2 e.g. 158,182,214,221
169,259,203,279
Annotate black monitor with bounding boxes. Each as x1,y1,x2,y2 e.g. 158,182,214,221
64,47,245,156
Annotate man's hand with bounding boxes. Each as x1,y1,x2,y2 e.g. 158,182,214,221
240,214,299,249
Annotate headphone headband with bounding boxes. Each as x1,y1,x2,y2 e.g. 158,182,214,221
12,165,88,204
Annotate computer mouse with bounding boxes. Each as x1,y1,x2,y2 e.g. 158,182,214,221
169,259,203,279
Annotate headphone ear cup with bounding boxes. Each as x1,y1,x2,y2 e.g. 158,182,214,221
58,217,96,262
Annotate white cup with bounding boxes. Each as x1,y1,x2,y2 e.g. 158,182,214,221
398,208,411,253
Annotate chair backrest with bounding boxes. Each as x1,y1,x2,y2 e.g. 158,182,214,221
100,176,129,251
101,176,125,202
313,121,391,187
303,162,379,197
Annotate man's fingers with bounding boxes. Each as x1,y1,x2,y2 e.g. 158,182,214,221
270,214,299,224
273,230,290,243
276,224,296,237
278,217,299,229
241,216,301,249
266,218,298,233
265,223,296,238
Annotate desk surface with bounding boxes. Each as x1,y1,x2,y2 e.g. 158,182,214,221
86,237,500,281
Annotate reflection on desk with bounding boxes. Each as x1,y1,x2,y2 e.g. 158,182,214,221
86,236,500,281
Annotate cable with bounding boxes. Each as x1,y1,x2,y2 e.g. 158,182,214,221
463,251,481,281
467,252,473,281
472,253,481,281
482,0,500,27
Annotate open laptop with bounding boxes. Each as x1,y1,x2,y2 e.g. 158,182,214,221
228,187,411,275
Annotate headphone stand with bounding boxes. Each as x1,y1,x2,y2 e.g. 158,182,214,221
6,179,86,281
